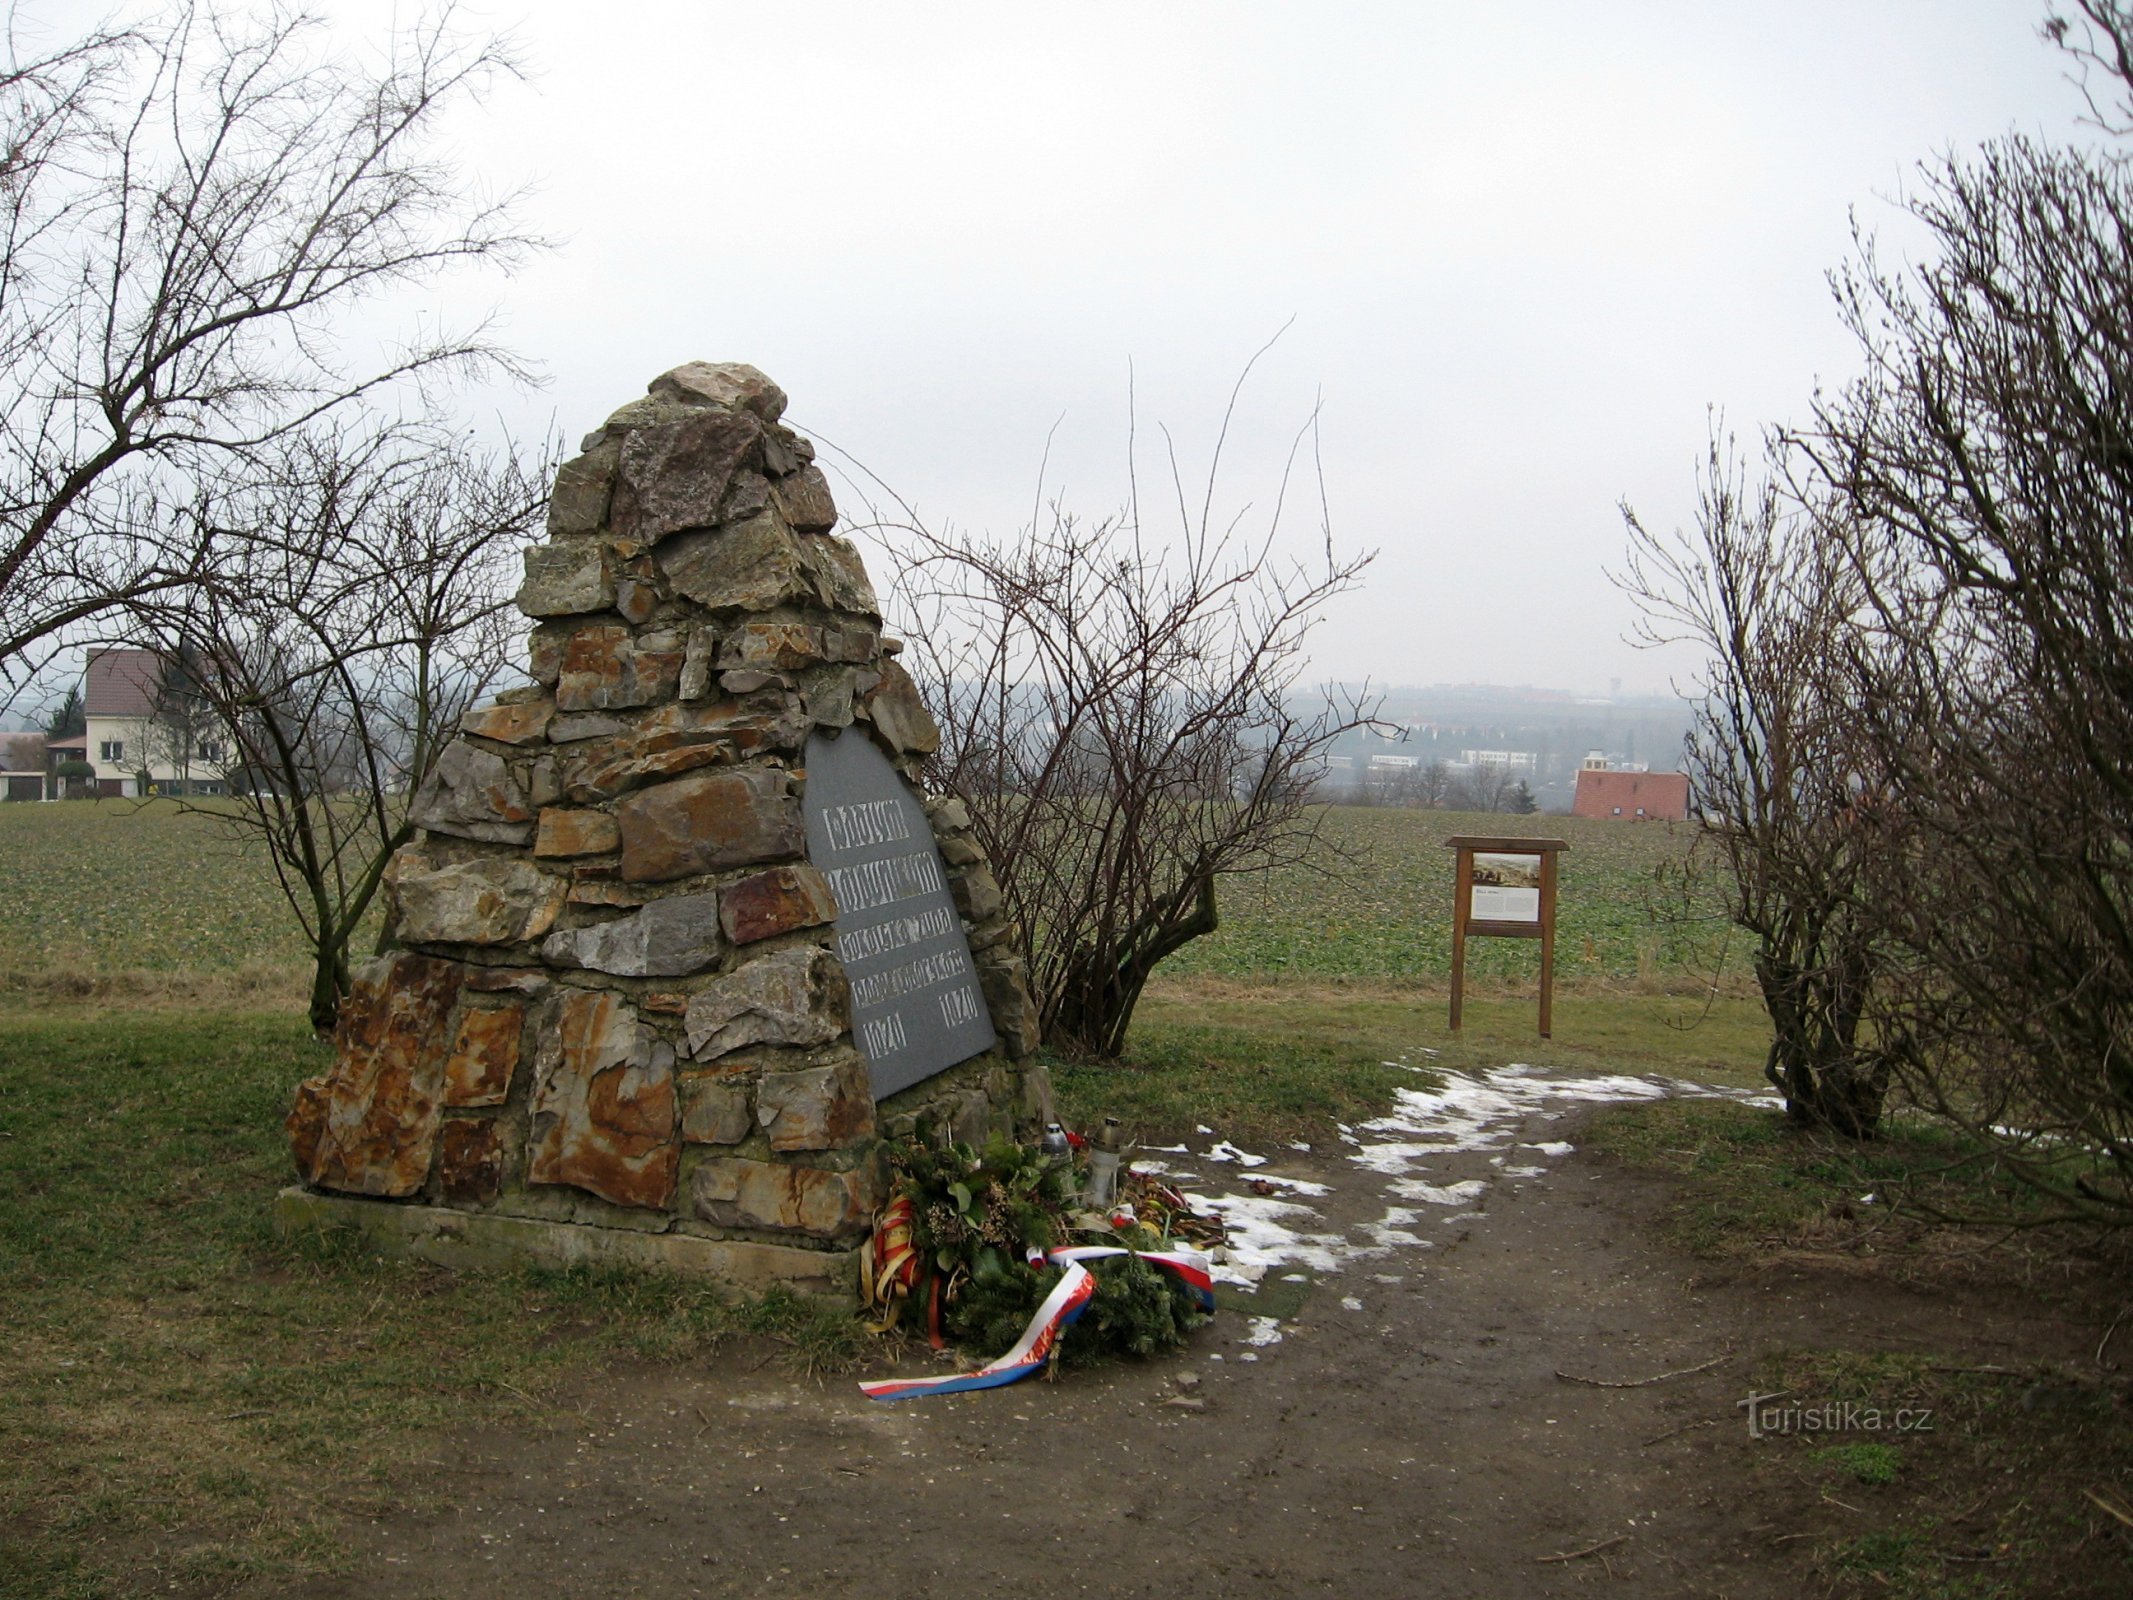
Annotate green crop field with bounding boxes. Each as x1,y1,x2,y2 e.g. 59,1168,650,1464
0,800,316,996
0,799,1727,994
1166,805,1729,986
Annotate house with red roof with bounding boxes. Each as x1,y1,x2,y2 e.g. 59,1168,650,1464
1571,756,1690,822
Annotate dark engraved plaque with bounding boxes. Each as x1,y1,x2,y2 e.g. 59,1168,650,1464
803,730,997,1098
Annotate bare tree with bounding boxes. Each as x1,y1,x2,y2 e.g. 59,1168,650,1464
0,3,534,707
1781,3,2133,1206
1413,758,1452,810
1619,436,1896,1136
861,368,1376,1058
1450,760,1518,815
134,423,547,1031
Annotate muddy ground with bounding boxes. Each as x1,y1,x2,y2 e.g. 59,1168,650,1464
288,1072,2118,1600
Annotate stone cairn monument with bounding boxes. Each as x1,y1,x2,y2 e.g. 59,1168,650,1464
279,363,1045,1297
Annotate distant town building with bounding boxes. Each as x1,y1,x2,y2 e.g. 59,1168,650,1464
1457,749,1536,772
1573,767,1690,821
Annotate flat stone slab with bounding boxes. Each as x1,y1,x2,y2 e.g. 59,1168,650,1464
274,1187,856,1299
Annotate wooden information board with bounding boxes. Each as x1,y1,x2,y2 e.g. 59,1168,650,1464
1444,834,1569,1038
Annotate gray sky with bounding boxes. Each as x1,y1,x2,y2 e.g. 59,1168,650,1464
339,4,2092,691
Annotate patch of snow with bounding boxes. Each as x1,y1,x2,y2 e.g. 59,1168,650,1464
1349,1205,1435,1253
1143,1065,1774,1305
1242,1316,1283,1347
1392,1177,1490,1207
1199,1191,1348,1284
1195,1124,1215,1135
1354,1065,1675,1162
1340,1296,1364,1312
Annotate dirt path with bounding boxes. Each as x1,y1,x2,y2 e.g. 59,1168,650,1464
288,1068,2095,1600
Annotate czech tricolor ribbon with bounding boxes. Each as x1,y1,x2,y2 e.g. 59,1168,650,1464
857,1245,1216,1402
1045,1245,1217,1313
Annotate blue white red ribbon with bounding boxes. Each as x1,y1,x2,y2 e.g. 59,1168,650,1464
857,1245,1215,1402
1047,1245,1217,1313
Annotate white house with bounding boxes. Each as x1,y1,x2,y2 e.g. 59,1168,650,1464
50,648,229,798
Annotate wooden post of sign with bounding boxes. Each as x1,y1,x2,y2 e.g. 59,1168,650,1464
1449,846,1473,1033
1444,835,1569,1037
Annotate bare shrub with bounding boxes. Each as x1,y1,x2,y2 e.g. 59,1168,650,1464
1620,435,1895,1136
131,424,547,1031
853,368,1376,1057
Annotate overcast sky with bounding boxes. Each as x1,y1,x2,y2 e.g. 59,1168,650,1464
308,4,2099,692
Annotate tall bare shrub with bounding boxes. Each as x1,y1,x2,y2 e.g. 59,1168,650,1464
862,371,1375,1057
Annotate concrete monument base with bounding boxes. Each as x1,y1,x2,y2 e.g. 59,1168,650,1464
274,1186,858,1298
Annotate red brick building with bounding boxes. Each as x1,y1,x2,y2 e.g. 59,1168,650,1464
1572,768,1690,821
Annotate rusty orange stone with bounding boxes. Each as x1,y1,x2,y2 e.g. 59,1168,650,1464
294,952,466,1198
561,694,804,802
437,1118,506,1206
615,768,803,883
718,864,838,944
535,807,621,859
442,1002,524,1107
554,623,685,713
862,658,939,755
527,990,679,1209
690,1154,883,1239
461,698,555,746
285,1076,329,1179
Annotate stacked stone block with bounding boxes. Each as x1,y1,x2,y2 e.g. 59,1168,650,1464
282,363,1044,1292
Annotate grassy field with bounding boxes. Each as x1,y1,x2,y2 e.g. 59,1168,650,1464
0,799,1728,995
0,799,317,1002
0,1008,865,1599
1054,975,1772,1144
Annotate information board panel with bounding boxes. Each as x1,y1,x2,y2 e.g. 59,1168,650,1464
1470,851,1542,924
803,730,996,1098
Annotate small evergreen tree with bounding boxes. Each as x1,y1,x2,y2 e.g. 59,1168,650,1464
43,683,83,739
